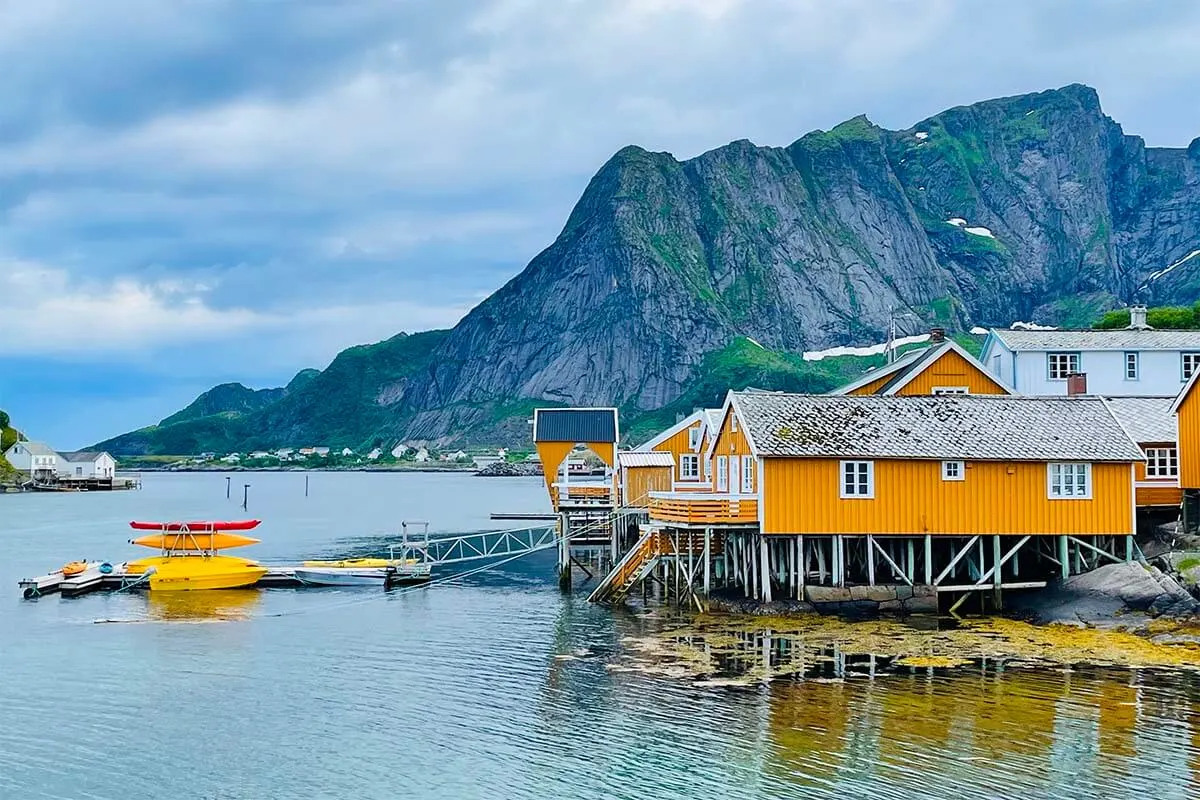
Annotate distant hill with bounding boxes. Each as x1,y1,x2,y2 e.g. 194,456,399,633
97,83,1200,454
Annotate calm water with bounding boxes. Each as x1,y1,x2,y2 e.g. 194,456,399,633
3,472,1200,799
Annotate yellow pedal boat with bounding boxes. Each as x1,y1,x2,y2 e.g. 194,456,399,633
126,555,267,591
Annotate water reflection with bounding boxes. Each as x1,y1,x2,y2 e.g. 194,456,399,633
144,589,261,621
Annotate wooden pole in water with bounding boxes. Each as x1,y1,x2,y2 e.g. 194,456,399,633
226,476,231,499
242,484,250,510
702,528,711,596
305,475,309,497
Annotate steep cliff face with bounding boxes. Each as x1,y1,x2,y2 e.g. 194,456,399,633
98,84,1200,452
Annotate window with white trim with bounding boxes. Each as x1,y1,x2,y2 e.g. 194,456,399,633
715,456,728,491
679,454,700,480
688,426,701,449
741,458,754,493
1124,352,1139,380
1183,353,1200,382
730,415,739,433
1048,462,1091,498
941,460,964,481
931,386,969,396
840,460,874,498
703,457,712,481
1047,352,1080,380
1145,447,1178,478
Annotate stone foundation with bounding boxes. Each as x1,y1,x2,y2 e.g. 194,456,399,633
804,584,937,615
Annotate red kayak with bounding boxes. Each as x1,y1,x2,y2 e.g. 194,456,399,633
129,520,262,532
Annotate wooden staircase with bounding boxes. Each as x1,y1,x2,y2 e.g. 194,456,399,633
587,528,672,605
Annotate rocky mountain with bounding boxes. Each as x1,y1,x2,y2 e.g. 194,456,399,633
97,84,1200,454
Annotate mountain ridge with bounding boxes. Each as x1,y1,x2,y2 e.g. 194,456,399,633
95,83,1200,455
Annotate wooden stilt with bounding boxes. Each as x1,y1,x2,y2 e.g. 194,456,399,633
1059,535,1070,580
817,537,827,584
1125,533,1133,562
703,528,711,595
760,536,772,603
867,534,876,585
924,534,932,585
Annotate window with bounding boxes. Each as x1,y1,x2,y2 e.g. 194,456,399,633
688,426,702,450
932,386,969,396
1048,462,1091,498
716,456,729,491
1146,447,1179,478
679,454,700,480
840,461,874,498
731,415,739,433
1183,353,1200,382
1124,352,1139,381
1047,352,1080,380
741,458,754,493
703,457,712,482
941,460,965,481
75,467,83,476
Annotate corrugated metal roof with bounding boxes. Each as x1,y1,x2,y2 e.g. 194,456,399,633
732,392,1143,461
618,451,674,468
1101,397,1177,444
991,328,1200,351
533,408,618,443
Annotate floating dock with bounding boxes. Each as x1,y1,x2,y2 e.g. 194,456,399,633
19,562,432,599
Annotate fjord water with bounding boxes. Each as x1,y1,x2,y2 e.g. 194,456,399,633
3,473,1200,800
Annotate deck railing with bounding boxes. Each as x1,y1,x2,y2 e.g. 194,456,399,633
648,492,758,526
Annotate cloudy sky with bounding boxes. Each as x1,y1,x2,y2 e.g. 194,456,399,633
3,0,1199,447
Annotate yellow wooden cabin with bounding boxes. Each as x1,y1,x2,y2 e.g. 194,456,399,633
1102,397,1180,510
833,337,1013,397
634,408,722,492
1173,370,1200,492
616,451,673,508
532,408,618,510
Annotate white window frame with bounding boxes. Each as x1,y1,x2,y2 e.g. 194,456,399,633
741,458,754,493
1124,351,1139,381
931,386,969,396
941,460,965,481
702,457,712,482
1145,447,1178,478
1047,352,1080,380
679,454,700,481
1183,352,1200,382
839,460,874,498
1047,462,1092,499
688,426,701,450
730,415,739,434
715,456,729,492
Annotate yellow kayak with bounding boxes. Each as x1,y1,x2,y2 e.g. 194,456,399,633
126,555,267,591
301,558,417,568
131,532,261,551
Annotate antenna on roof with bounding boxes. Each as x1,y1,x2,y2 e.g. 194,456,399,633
886,306,918,364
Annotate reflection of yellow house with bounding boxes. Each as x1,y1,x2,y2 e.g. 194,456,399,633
833,337,1013,397
767,681,856,786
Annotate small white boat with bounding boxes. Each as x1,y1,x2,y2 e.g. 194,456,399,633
293,567,389,586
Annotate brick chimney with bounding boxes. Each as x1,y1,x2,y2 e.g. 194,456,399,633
929,327,946,343
1066,372,1088,396
1128,305,1150,330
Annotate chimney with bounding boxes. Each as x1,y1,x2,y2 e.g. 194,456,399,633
929,327,946,344
1128,305,1150,330
1066,373,1088,396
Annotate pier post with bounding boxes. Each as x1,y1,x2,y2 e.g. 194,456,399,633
992,534,1003,611
923,535,932,585
1058,535,1069,580
557,514,571,592
796,535,804,597
760,536,772,603
702,528,711,596
833,535,844,587
866,534,876,585
1125,534,1133,562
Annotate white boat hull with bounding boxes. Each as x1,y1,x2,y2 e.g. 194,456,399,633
293,567,388,586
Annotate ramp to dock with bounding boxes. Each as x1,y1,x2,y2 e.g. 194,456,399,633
588,529,669,605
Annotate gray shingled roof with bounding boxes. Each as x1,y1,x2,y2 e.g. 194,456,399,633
731,393,1143,461
992,328,1200,351
702,408,722,431
1101,397,1177,444
7,440,58,457
830,346,927,395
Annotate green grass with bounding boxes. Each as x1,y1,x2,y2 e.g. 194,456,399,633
1177,557,1200,573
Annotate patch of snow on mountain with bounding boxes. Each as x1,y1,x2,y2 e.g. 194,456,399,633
1010,321,1057,331
1147,249,1200,282
970,326,989,335
965,226,994,238
802,334,931,362
946,218,967,227
915,131,929,140
744,337,764,349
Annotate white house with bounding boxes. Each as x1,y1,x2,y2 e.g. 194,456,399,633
59,451,117,479
413,447,430,462
391,444,409,458
980,309,1200,396
275,448,294,460
367,448,382,460
248,451,272,460
4,441,60,479
311,446,331,457
220,453,242,464
341,447,354,457
472,454,503,469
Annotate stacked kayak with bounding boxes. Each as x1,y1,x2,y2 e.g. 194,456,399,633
126,520,266,591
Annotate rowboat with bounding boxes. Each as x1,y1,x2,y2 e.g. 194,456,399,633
293,566,389,586
129,520,261,532
126,555,267,591
130,533,261,551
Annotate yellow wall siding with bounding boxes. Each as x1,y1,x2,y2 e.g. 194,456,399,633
1179,389,1200,489
762,459,1132,535
623,466,673,507
848,373,893,396
895,350,1010,395
651,420,704,483
711,406,756,492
